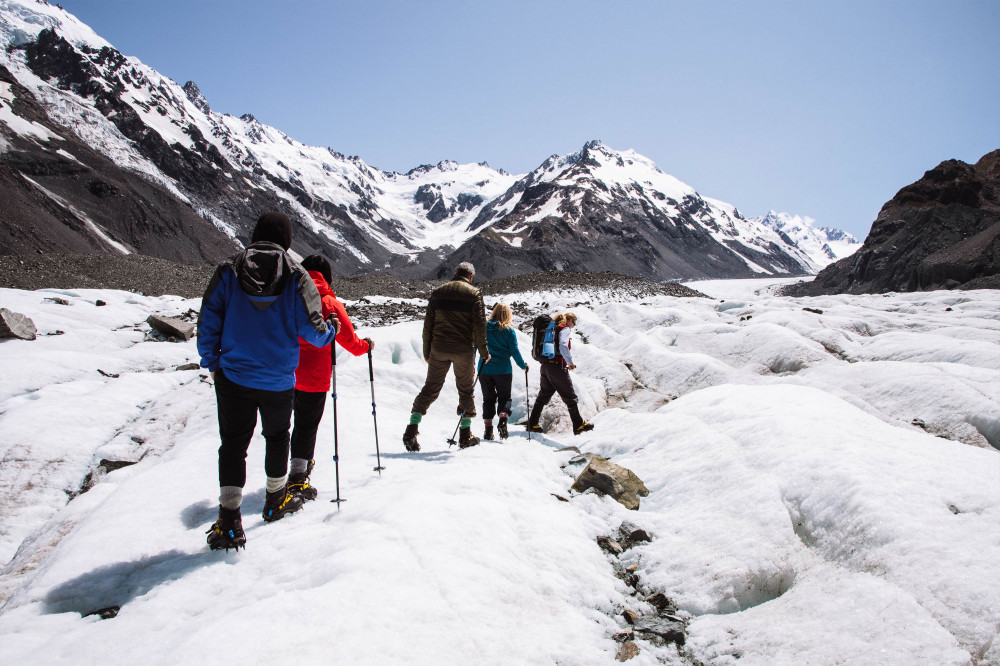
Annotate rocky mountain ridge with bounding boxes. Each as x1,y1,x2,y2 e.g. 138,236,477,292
786,150,1000,295
2,0,849,282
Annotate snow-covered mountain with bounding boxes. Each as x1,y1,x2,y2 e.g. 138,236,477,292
0,0,849,280
438,141,820,280
752,211,861,270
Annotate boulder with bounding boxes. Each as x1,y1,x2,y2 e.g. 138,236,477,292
0,308,37,340
632,617,686,647
571,454,649,510
615,641,640,661
146,315,195,341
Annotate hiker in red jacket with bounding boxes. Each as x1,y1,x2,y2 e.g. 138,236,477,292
288,255,372,500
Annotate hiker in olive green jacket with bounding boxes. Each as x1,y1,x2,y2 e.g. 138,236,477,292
403,262,490,451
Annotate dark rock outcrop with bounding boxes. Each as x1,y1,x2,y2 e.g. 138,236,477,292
788,150,1000,295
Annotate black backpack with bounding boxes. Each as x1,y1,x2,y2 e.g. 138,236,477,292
531,315,559,362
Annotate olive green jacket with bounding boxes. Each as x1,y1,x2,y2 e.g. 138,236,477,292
422,276,488,359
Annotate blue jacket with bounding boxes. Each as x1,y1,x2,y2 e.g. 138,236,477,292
478,321,527,375
198,242,335,391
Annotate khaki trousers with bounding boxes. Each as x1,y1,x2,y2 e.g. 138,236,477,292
411,349,477,417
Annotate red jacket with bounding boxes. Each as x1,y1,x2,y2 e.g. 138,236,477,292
294,271,370,392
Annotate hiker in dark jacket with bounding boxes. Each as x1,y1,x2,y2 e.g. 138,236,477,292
477,302,528,440
527,312,594,436
288,254,372,501
198,211,338,551
403,262,490,451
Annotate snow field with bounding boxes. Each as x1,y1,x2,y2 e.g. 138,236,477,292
0,281,998,665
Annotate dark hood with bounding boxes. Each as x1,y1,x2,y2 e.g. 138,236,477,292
233,242,294,297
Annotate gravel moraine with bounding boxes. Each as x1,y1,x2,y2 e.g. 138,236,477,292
0,255,707,323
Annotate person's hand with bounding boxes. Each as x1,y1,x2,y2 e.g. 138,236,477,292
211,370,216,380
568,364,577,371
484,354,492,365
364,337,374,353
524,365,530,372
326,313,341,334
425,357,429,363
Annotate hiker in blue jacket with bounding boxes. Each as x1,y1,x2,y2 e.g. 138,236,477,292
198,211,338,551
477,302,528,440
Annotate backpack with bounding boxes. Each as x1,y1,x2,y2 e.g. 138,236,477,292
531,315,559,362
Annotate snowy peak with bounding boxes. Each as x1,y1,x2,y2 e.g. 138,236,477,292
753,210,860,268
454,141,819,280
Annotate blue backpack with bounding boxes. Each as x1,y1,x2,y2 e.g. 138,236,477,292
531,315,560,362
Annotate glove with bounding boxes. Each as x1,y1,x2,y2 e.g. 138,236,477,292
325,314,341,335
364,337,374,353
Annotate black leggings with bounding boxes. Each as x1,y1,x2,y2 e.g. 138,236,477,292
215,369,294,488
479,373,513,420
291,389,328,462
528,362,583,429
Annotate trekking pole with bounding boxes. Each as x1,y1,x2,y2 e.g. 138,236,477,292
525,366,531,442
368,347,385,474
330,348,345,505
447,358,486,447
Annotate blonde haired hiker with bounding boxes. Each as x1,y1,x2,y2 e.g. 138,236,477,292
477,303,528,440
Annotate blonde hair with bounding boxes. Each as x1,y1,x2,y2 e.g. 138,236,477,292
554,312,577,326
490,302,513,330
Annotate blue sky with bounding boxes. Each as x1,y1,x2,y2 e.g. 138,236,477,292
58,0,999,239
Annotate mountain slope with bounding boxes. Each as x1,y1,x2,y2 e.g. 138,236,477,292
789,150,1000,294
2,0,842,282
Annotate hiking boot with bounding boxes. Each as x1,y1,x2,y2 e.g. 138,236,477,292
403,424,420,452
287,471,318,501
206,506,246,551
458,427,480,449
526,423,544,433
262,487,303,522
498,417,508,439
484,425,494,441
574,421,595,436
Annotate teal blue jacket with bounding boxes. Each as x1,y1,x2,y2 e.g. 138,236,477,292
478,321,528,375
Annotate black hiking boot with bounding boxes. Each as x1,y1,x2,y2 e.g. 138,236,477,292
287,460,318,501
498,417,508,439
262,487,303,522
403,424,420,452
458,427,480,449
484,425,494,441
574,421,595,436
206,506,246,551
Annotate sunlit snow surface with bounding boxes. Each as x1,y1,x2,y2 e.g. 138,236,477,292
0,280,997,665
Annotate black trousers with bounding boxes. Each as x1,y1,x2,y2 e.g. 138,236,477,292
215,369,294,488
291,389,328,462
479,373,513,420
528,362,583,429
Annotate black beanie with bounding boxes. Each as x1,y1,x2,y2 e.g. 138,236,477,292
251,211,292,250
301,254,332,284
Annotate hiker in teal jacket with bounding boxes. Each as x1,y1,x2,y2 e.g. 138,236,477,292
477,302,528,440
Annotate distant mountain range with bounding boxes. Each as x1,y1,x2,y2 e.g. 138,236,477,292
0,0,859,280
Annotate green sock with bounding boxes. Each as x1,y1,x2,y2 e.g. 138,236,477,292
409,413,422,425
460,417,472,429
